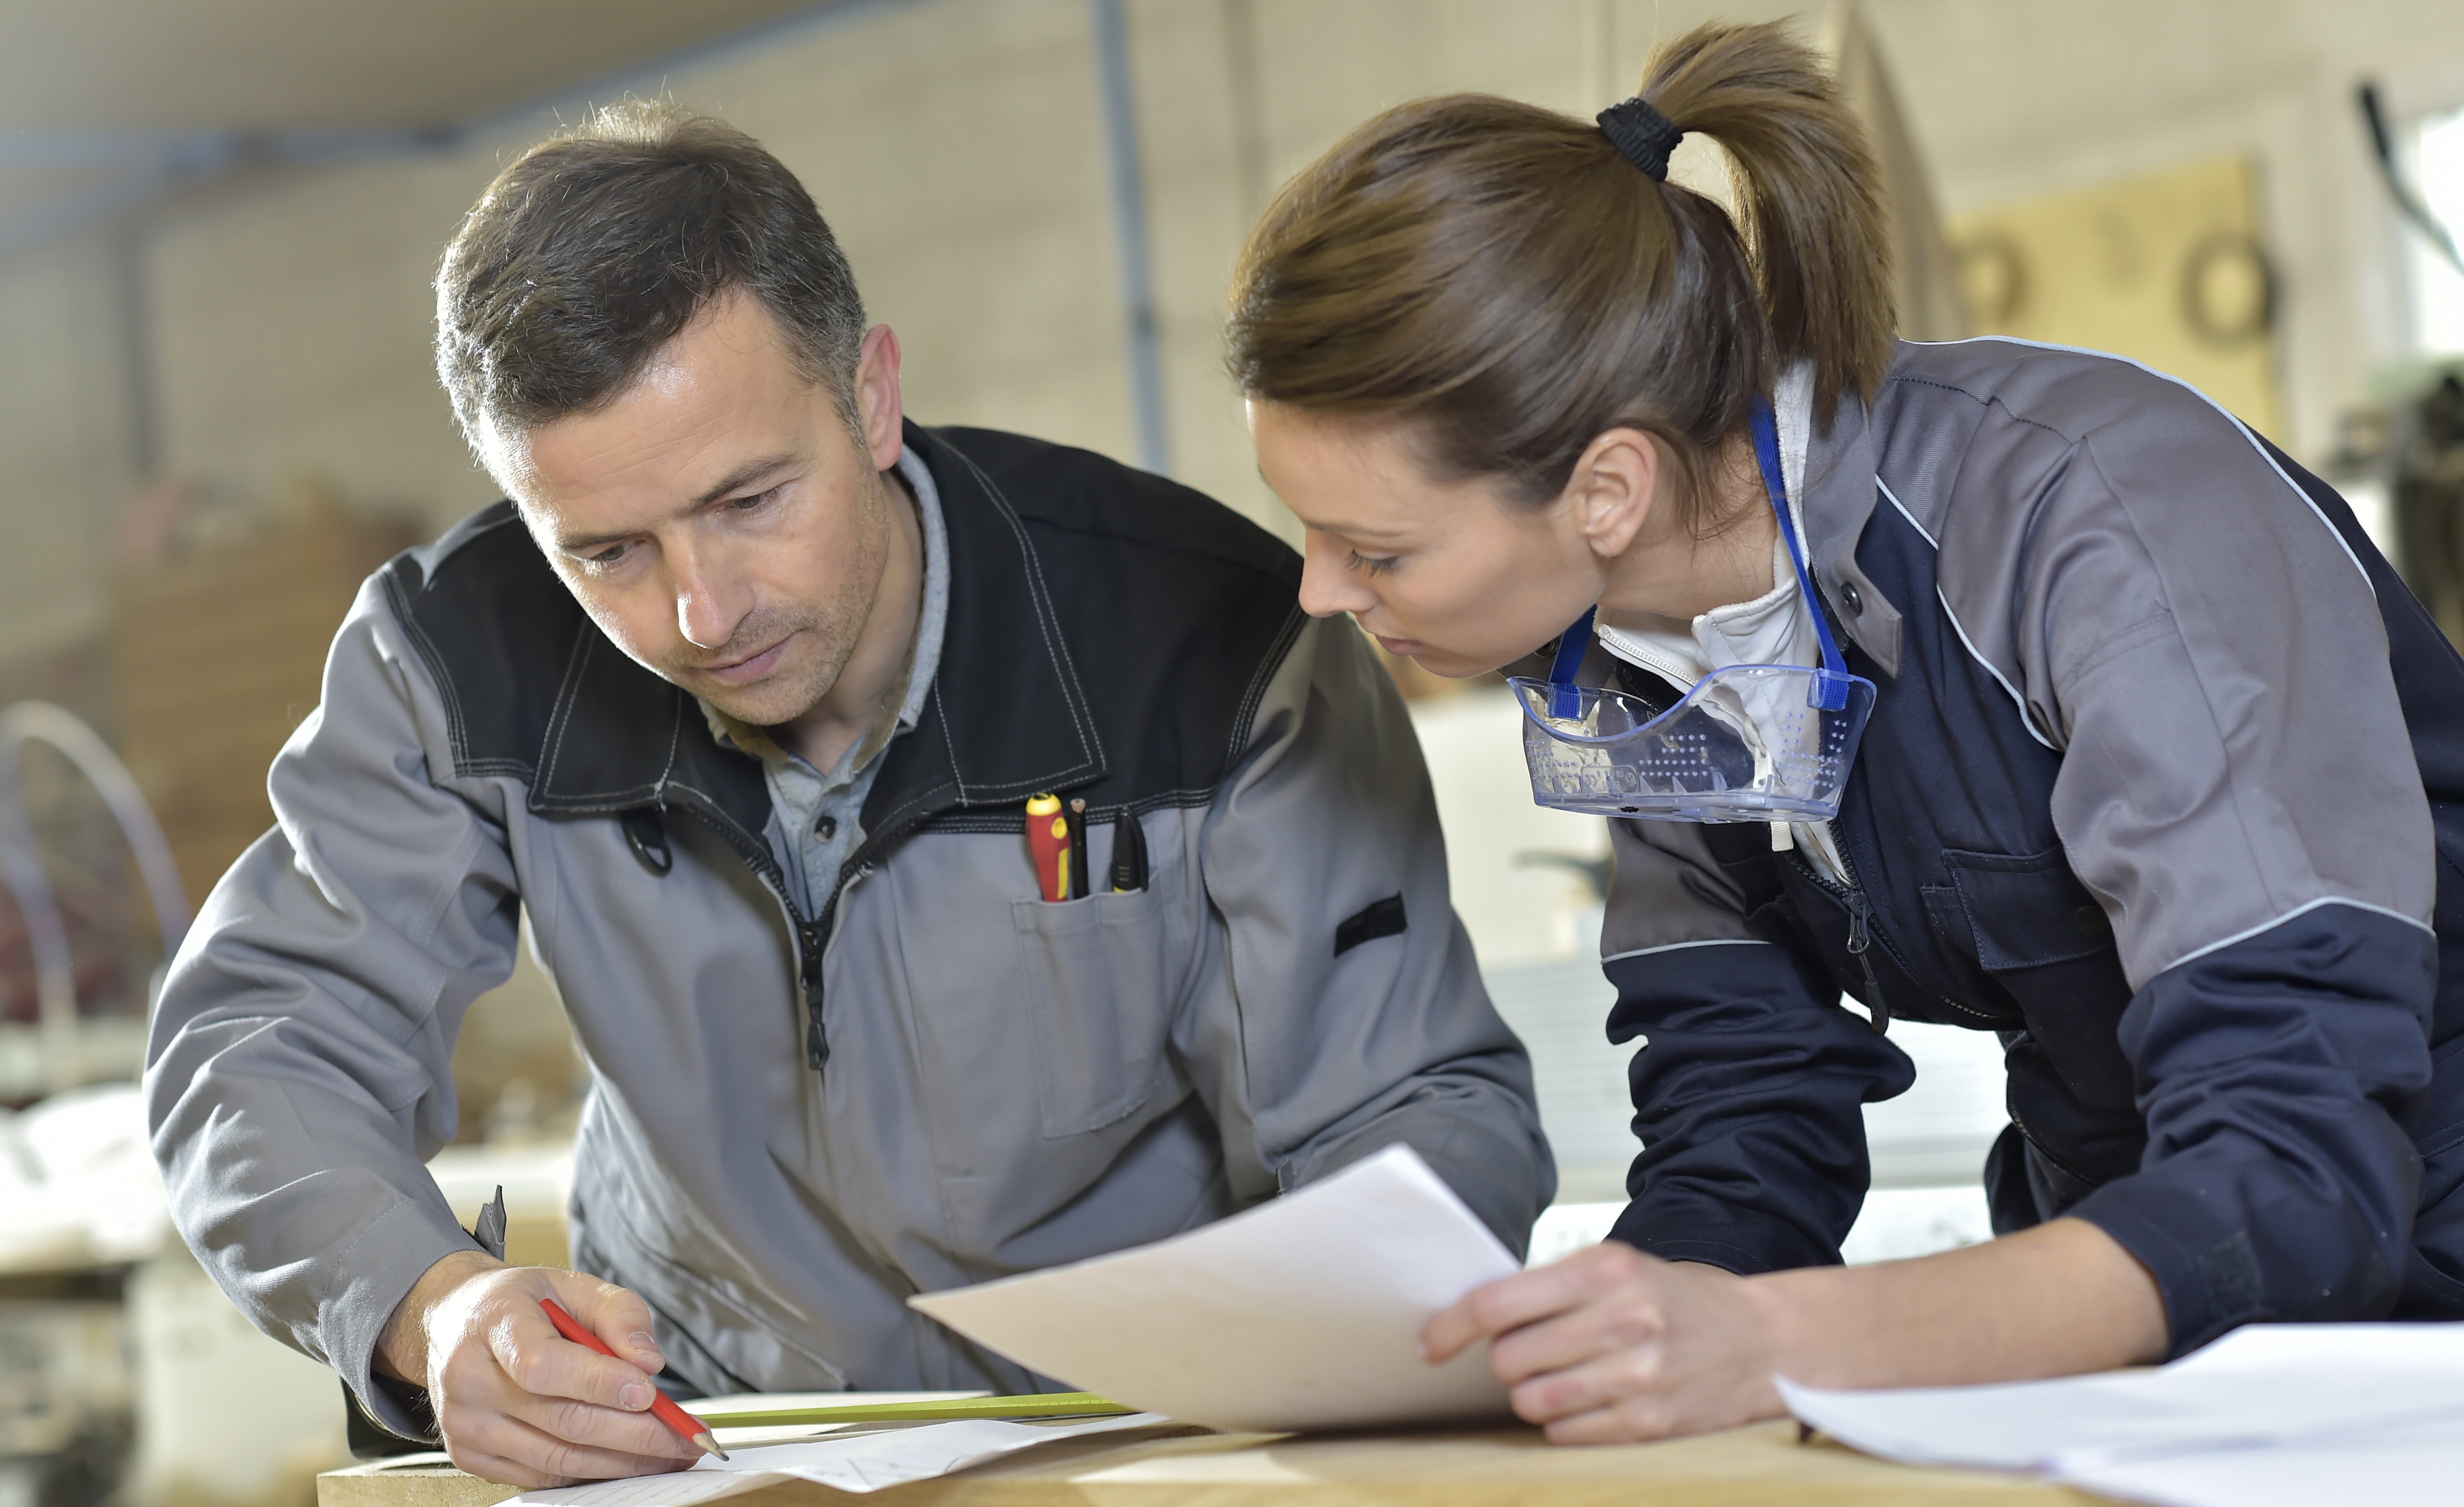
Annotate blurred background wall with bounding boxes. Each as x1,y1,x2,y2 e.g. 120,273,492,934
2,2,2464,1504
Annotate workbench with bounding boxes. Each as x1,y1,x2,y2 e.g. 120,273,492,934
319,1420,2095,1506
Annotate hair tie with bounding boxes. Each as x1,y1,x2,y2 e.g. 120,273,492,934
1598,97,1683,182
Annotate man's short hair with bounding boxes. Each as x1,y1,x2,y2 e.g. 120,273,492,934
435,99,867,458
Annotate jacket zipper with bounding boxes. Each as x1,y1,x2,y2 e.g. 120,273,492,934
1788,838,2002,1031
666,802,836,1066
814,862,878,1062
673,796,952,1074
1788,850,1890,1034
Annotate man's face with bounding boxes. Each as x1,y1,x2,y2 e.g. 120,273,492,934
498,292,904,728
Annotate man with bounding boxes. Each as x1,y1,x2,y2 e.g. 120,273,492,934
145,103,1550,1487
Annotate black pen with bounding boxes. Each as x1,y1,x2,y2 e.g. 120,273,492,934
1111,810,1148,892
1065,798,1090,900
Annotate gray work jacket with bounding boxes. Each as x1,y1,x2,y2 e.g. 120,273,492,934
145,423,1552,1436
1592,339,2462,1348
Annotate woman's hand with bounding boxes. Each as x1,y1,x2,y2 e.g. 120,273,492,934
1424,1218,2168,1447
1422,1242,1786,1443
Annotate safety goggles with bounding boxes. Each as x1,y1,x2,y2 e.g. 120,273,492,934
1509,396,1876,822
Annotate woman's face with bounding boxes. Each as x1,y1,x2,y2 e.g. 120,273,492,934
1250,403,1610,678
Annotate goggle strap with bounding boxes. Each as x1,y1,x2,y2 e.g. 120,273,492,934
1546,606,1598,719
1748,394,1853,712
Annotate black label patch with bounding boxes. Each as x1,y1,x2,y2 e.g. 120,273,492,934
1334,894,1408,958
2196,1229,2266,1326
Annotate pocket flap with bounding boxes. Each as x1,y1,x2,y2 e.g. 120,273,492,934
1947,848,2112,971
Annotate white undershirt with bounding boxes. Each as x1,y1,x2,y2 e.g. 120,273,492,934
1590,364,1851,884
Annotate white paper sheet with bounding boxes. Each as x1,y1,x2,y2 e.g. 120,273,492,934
504,1413,1165,1504
908,1144,1520,1432
1778,1322,2464,1506
2054,1416,2464,1507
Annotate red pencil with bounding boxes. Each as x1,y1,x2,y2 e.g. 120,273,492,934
538,1298,728,1461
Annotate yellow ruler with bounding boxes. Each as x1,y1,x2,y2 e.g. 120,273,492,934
692,1392,1134,1428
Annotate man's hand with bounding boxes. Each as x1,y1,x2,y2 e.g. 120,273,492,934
376,1250,703,1486
1422,1243,1782,1444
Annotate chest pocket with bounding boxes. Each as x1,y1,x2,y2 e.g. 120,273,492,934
1936,847,2139,1110
1011,886,1172,1136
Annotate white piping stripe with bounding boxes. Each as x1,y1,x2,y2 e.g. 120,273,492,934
2160,895,2434,976
1600,937,1774,966
1876,476,2059,752
1874,475,1938,547
1935,583,2060,752
1920,334,2376,596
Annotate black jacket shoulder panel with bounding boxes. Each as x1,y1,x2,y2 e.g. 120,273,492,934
370,426,1313,858
377,500,766,832
877,426,1308,832
928,426,1302,590
380,500,593,784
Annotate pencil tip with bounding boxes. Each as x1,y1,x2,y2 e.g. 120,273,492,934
696,1432,728,1461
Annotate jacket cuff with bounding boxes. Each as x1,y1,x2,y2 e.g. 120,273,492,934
346,1374,438,1456
2064,1180,2259,1358
2067,1163,2403,1359
327,1198,490,1442
1606,1200,1842,1275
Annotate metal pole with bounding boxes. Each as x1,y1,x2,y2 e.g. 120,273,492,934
0,702,192,1091
1090,0,1172,476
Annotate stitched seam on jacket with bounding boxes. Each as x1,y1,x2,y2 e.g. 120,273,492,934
381,570,478,780
2054,610,2176,702
936,442,1104,782
1876,476,2060,751
924,788,1223,832
1889,374,2079,444
1925,336,2374,594
534,629,597,798
1226,604,1310,772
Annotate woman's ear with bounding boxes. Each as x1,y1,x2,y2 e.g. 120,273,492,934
1566,428,1662,559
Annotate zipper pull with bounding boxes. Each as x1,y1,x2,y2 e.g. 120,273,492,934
1841,888,1890,1034
800,920,830,1070
798,867,874,1072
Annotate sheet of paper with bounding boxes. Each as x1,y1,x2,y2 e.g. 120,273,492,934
2054,1415,2464,1507
1778,1321,2464,1483
907,1144,1520,1432
505,1412,1165,1504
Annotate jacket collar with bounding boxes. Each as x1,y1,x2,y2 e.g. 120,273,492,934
528,421,1106,846
854,423,1105,833
1800,372,1903,677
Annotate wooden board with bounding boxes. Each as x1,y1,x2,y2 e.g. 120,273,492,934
110,505,419,903
320,1422,2096,1507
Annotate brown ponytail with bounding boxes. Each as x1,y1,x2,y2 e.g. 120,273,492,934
1226,20,1892,532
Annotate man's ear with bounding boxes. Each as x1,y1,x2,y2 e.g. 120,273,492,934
855,324,906,472
1566,428,1662,560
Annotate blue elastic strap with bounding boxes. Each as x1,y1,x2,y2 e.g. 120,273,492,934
1747,394,1852,710
1546,606,1597,720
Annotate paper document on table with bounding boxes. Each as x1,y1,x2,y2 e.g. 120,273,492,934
1780,1322,2464,1507
908,1144,1520,1432
2054,1414,2464,1507
504,1412,1165,1504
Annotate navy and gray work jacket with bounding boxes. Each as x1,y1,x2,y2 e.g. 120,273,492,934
1596,338,2464,1354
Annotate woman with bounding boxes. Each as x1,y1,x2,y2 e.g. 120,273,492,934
1230,21,2464,1444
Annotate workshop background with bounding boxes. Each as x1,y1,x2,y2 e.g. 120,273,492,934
1,2,2461,1504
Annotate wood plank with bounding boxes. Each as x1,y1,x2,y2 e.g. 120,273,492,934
319,1422,2092,1507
